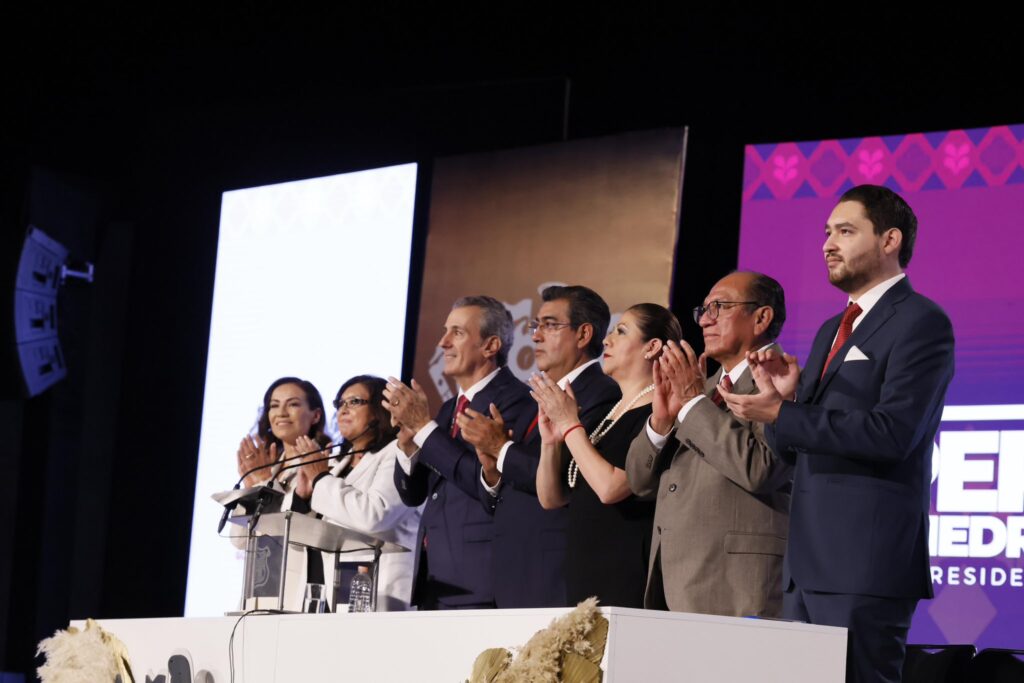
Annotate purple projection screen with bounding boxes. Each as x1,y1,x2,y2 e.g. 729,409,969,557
739,125,1024,649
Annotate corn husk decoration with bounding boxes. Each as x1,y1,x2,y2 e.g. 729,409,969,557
468,597,608,683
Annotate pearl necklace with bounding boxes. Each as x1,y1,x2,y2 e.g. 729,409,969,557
568,383,655,489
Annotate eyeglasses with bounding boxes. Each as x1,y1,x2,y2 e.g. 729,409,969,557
333,397,370,410
527,319,575,334
691,300,759,324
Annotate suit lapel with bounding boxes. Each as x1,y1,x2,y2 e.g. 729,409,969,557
731,368,756,396
704,369,723,399
799,318,840,402
811,277,912,402
709,341,777,404
437,396,457,437
425,369,504,491
471,366,507,415
571,363,600,400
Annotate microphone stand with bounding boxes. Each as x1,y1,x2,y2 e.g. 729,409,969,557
223,443,369,612
218,440,345,534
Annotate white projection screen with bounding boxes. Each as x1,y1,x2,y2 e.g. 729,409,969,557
184,163,417,616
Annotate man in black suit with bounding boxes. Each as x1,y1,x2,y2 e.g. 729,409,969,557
457,285,620,607
721,185,955,683
386,295,532,609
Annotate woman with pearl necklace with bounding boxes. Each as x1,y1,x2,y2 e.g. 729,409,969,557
534,303,683,608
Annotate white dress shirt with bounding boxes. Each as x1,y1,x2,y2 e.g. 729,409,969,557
843,272,905,336
645,343,774,450
482,357,602,495
395,366,502,475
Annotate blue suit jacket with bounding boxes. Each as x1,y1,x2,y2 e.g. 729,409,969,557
767,277,954,599
483,362,620,608
393,366,532,607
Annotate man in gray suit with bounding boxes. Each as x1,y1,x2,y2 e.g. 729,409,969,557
626,271,792,617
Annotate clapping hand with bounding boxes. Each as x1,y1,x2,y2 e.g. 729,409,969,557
457,404,511,457
391,413,418,457
534,402,561,445
747,348,800,400
718,372,782,424
528,372,580,436
292,435,331,499
649,340,707,434
236,435,278,487
458,404,512,487
382,377,432,433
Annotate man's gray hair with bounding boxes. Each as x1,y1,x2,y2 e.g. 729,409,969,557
452,295,515,367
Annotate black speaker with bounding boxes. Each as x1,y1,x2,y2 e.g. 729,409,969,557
13,225,68,396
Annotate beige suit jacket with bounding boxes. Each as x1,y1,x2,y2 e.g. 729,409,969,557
625,358,792,617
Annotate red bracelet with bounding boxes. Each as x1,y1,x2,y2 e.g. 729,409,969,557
563,423,586,440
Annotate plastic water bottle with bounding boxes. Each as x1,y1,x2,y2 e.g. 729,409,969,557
348,566,373,612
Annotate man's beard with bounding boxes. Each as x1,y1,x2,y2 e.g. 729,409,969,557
827,250,882,294
828,263,870,293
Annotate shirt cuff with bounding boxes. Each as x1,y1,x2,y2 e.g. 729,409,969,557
676,394,707,425
496,440,513,473
412,420,439,448
395,448,420,475
480,470,501,497
645,418,670,450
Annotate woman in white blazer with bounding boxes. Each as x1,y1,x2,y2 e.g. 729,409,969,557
294,375,422,611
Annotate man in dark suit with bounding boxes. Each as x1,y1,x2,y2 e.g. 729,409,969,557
626,271,791,617
385,295,532,609
721,185,955,683
457,285,620,607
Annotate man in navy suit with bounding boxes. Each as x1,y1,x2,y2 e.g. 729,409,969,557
457,285,620,607
721,185,954,683
386,295,532,609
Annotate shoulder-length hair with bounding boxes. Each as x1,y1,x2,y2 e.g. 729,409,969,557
256,376,328,451
334,375,399,454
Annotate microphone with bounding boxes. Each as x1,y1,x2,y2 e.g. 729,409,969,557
218,491,240,534
219,440,338,533
235,440,341,488
272,446,370,480
217,440,369,533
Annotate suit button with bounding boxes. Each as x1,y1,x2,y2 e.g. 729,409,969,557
431,492,438,500
668,484,677,492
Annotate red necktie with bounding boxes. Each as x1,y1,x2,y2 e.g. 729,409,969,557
710,375,732,407
524,414,540,438
820,303,862,379
450,395,470,437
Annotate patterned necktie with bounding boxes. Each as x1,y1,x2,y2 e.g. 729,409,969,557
710,375,732,407
450,395,470,437
820,303,863,379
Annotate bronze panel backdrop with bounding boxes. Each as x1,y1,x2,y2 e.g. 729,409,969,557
415,128,687,404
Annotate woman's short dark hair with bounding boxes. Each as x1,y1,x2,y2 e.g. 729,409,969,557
626,303,684,345
334,375,398,454
256,376,328,450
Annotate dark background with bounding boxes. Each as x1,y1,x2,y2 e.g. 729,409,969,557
1,5,1021,675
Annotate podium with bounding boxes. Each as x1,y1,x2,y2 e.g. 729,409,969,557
75,608,847,681
224,489,409,612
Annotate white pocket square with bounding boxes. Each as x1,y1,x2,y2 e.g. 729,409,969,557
844,345,869,362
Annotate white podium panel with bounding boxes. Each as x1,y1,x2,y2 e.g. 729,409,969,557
77,607,846,682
